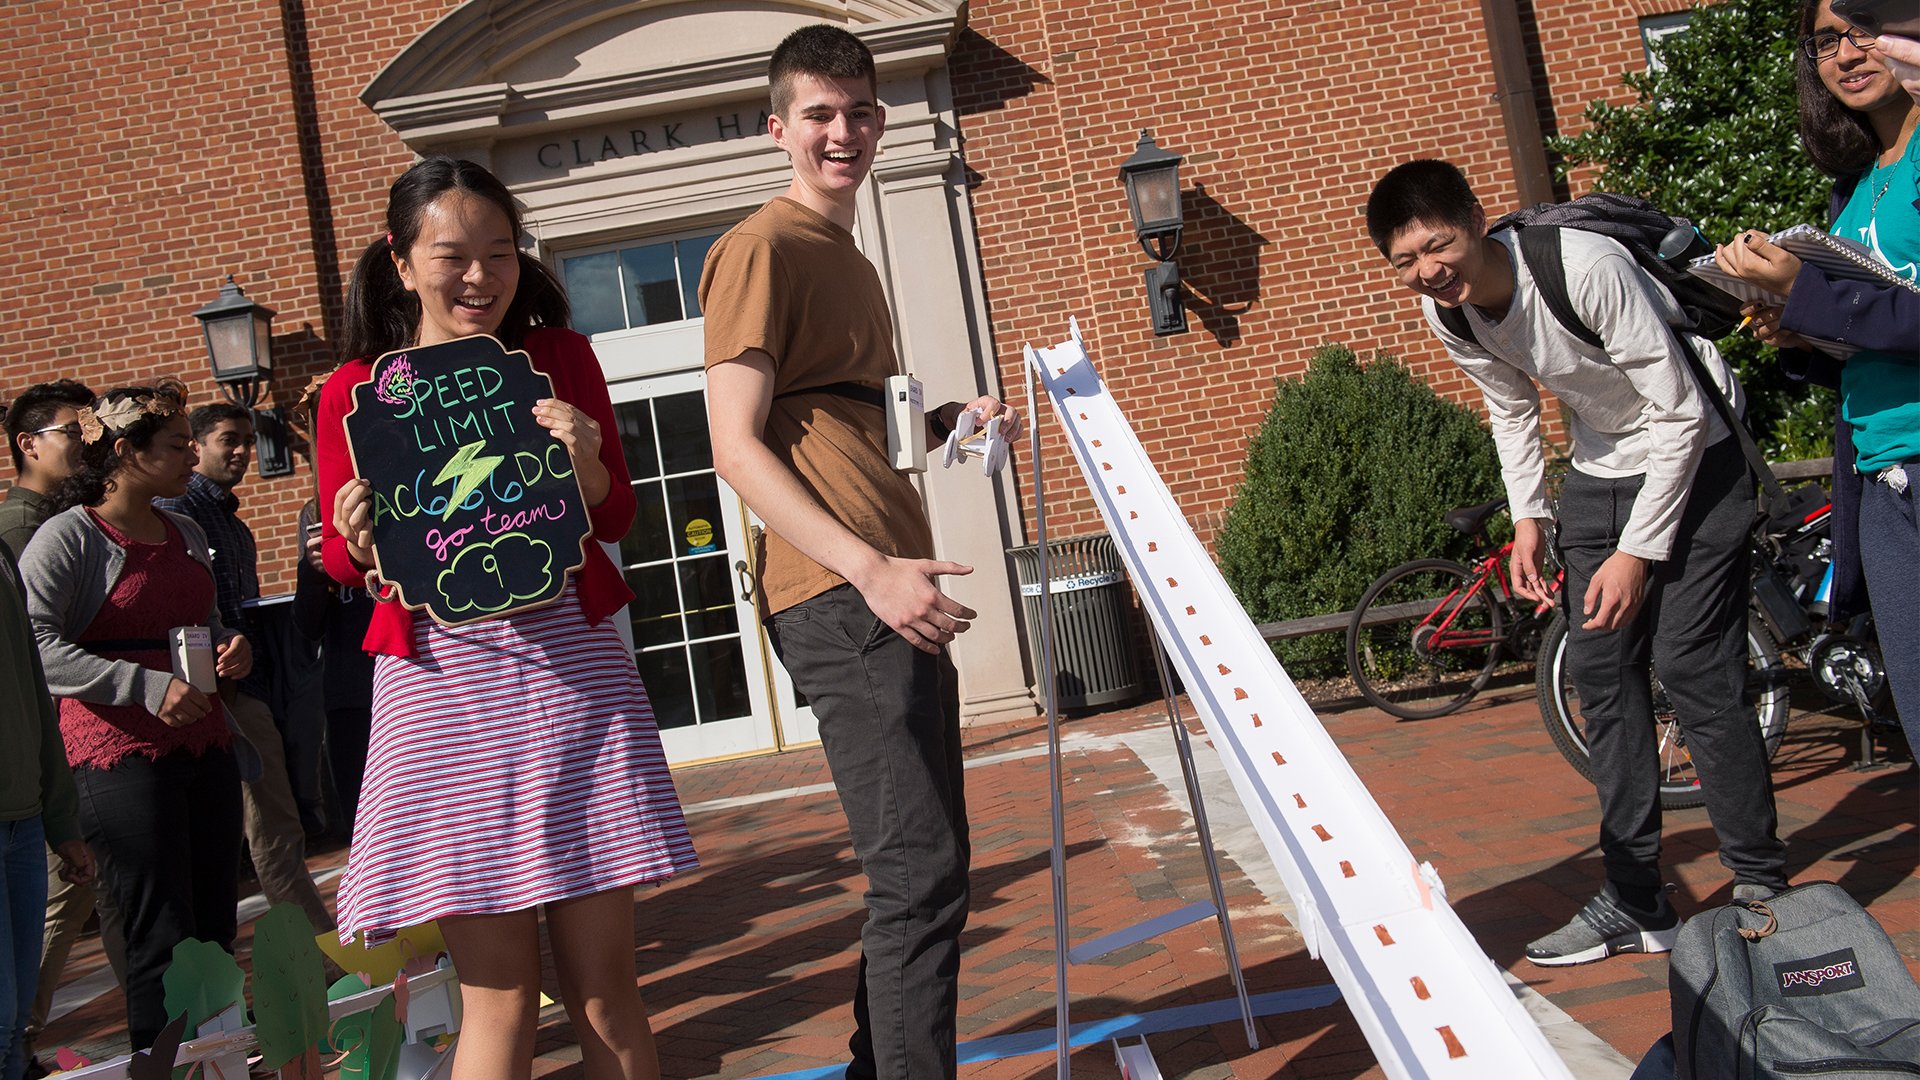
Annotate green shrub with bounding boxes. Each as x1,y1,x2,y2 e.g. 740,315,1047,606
1547,0,1833,457
1218,346,1506,674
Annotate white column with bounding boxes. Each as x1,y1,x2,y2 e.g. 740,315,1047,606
870,148,1037,724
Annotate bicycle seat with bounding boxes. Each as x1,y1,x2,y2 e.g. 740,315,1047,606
1445,497,1508,537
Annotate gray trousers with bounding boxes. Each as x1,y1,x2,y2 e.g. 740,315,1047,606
1557,436,1787,892
767,584,970,1080
229,693,333,933
1857,464,1920,752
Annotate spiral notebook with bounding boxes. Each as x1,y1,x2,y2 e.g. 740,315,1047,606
1687,224,1920,306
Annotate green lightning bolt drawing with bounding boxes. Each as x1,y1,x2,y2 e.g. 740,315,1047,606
434,440,506,521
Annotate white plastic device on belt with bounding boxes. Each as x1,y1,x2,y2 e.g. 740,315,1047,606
885,373,925,472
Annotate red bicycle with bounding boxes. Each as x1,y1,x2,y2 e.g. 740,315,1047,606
1345,498,1564,719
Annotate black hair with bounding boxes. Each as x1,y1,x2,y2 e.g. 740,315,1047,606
769,24,878,117
53,384,189,512
1366,160,1481,254
188,402,252,440
3,378,94,472
1797,0,1889,177
341,157,570,360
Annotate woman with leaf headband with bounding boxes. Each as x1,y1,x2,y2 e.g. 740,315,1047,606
16,384,255,1050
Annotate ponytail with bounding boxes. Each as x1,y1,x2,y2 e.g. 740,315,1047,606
503,253,571,346
342,236,420,361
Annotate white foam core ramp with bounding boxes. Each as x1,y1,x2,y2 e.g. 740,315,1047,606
1026,321,1574,1080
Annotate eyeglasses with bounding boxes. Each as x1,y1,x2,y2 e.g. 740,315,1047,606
29,424,82,439
1802,27,1878,62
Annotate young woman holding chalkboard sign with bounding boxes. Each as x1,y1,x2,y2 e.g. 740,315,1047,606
314,157,696,1080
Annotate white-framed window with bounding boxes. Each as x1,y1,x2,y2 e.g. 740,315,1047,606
1641,12,1692,70
559,229,725,338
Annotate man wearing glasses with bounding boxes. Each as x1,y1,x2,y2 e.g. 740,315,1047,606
0,381,93,561
1,378,110,1080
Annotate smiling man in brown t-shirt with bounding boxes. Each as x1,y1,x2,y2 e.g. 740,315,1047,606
700,24,1020,1080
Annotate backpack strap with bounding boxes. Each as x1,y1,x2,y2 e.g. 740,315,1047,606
773,381,886,409
1434,298,1476,347
1433,226,1596,349
1671,333,1790,513
1516,226,1605,349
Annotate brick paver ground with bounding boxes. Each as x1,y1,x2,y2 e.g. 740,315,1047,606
37,679,1917,1078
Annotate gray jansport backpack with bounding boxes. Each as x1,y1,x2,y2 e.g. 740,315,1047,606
1671,881,1920,1079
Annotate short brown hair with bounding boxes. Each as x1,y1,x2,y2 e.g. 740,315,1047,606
769,25,877,118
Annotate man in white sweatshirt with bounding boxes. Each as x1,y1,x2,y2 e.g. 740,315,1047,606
1366,160,1787,966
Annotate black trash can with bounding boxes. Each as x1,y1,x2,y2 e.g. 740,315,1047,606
1008,534,1144,711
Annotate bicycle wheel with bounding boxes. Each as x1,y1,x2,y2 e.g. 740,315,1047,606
1346,559,1504,720
1535,610,1789,811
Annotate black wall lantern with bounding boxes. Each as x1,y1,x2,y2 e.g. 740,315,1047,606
191,276,293,478
1118,129,1187,336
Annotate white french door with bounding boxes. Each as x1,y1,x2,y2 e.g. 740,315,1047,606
562,229,819,763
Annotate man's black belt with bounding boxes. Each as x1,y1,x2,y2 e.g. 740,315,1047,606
774,381,956,440
774,381,886,409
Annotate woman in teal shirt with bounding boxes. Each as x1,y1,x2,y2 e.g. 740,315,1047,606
1719,0,1920,753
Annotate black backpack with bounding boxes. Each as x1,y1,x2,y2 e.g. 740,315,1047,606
1669,881,1920,1079
1431,192,1745,350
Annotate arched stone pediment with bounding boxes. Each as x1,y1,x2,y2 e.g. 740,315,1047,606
364,0,967,150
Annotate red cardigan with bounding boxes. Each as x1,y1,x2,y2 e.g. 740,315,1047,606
315,327,637,657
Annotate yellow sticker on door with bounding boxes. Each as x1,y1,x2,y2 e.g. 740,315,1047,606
685,517,715,554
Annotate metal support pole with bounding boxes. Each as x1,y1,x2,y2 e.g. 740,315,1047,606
1147,637,1258,1049
1025,350,1072,1079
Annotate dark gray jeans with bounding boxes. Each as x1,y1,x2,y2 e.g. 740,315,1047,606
1557,436,1787,893
767,584,970,1080
1857,463,1920,752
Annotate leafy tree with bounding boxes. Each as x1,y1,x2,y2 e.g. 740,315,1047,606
1550,0,1835,457
1218,346,1505,674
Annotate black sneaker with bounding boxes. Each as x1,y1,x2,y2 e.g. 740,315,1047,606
1525,883,1680,967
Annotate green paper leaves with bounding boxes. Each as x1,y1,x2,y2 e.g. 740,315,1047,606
250,905,330,1073
326,975,402,1080
162,939,247,1037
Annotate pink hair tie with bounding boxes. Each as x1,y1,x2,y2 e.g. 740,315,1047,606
386,231,394,246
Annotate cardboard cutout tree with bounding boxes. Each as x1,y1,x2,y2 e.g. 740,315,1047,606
326,974,403,1080
317,922,447,988
251,906,330,1080
162,939,248,1038
125,1014,188,1080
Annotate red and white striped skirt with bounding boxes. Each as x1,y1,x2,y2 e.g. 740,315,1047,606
336,583,697,939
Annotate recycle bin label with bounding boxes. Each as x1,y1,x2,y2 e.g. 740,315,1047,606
1020,570,1124,597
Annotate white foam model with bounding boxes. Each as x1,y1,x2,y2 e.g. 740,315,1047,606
1025,322,1573,1080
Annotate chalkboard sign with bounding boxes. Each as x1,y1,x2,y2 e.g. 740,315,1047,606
342,335,589,626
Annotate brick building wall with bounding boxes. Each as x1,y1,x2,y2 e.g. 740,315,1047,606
952,0,1692,547
1,0,1679,592
0,0,450,595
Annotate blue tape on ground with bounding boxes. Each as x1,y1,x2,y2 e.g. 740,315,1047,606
743,983,1342,1079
